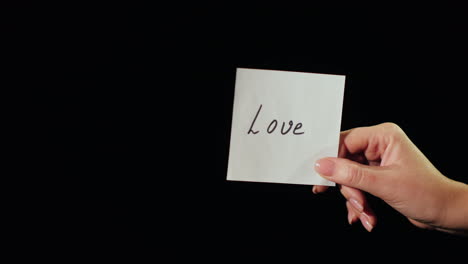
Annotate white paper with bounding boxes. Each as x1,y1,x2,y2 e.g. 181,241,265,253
227,68,345,186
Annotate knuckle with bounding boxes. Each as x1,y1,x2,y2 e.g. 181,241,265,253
381,122,402,133
344,164,374,188
380,122,405,139
344,164,364,186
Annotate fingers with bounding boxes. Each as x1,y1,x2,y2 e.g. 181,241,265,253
348,201,376,232
314,124,403,232
339,123,403,163
340,185,377,231
346,201,359,225
312,185,329,194
315,157,392,197
339,126,377,158
311,182,378,232
340,185,365,212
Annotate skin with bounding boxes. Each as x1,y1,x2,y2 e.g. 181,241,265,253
312,123,468,235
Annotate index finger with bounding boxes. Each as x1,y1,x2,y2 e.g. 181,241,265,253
338,123,398,162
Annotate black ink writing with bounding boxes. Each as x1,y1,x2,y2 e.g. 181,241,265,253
267,120,278,133
247,104,262,134
247,104,305,135
281,121,293,135
293,123,304,135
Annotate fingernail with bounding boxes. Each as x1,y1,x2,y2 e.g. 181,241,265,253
349,198,364,212
312,186,317,194
315,158,336,177
360,213,373,232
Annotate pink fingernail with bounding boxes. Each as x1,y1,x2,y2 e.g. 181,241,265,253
349,198,364,212
360,213,373,232
315,158,336,177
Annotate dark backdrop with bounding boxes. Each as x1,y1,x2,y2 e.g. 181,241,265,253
77,5,468,258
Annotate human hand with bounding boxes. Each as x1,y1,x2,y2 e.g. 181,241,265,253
312,123,468,235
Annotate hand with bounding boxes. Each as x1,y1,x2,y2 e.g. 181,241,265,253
312,123,468,235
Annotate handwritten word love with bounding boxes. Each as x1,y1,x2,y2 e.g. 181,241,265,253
247,104,305,135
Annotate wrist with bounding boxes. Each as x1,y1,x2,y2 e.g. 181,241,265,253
440,180,468,233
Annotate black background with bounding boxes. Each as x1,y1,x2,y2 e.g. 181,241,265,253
10,3,464,258
97,6,468,257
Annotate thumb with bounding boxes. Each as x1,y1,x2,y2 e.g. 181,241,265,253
315,157,389,196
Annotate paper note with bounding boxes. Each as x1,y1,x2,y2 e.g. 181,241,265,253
227,68,345,186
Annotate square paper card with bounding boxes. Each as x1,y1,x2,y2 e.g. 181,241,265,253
227,68,345,186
